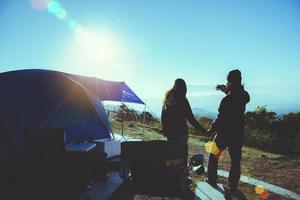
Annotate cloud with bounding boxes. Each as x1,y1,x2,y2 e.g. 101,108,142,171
187,91,221,97
187,84,216,90
187,84,221,97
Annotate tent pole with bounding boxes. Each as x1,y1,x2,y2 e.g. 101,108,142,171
122,120,124,137
142,104,146,135
121,102,124,137
143,104,146,124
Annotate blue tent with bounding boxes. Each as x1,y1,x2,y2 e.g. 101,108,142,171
0,69,113,166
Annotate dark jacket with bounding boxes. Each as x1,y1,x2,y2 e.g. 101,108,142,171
161,93,204,139
211,88,250,135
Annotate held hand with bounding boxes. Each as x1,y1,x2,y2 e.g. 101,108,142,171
199,126,208,134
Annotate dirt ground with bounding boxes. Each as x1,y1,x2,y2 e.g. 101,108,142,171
112,121,300,199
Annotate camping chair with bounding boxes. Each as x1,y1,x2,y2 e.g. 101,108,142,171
119,140,191,200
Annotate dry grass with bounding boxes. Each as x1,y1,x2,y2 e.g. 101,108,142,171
112,120,300,200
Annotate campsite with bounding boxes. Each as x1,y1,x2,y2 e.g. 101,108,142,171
1,69,299,200
1,0,300,200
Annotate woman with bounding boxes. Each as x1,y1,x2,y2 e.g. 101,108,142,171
161,78,206,142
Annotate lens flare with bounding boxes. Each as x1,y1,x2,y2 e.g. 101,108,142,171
255,185,265,195
31,0,51,10
35,0,122,75
216,150,225,159
69,20,81,32
56,9,67,19
205,141,221,156
261,190,270,199
47,1,61,15
255,185,269,199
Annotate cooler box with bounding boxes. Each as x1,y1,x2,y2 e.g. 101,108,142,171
94,138,121,158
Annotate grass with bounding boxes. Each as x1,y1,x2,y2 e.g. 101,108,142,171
112,120,300,199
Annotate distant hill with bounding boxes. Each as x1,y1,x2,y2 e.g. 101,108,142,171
193,108,217,119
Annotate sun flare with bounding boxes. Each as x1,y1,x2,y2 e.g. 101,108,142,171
63,27,128,79
74,28,117,65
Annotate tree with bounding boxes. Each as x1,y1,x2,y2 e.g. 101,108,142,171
248,106,277,131
199,116,213,129
244,106,300,156
117,103,138,121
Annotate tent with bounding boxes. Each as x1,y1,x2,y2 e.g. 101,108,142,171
0,69,113,167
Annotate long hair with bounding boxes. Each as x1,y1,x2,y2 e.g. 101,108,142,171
163,78,187,107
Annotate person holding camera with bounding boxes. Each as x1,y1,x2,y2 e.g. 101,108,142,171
207,70,250,195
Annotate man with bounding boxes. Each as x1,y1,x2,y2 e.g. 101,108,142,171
207,70,250,194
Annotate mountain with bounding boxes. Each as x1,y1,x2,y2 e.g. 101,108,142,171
192,108,217,119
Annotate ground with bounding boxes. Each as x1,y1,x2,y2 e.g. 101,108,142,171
112,120,300,200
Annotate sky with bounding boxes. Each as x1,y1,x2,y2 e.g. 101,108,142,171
0,0,300,116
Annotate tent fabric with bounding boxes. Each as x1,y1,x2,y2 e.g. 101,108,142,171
67,74,145,104
0,69,112,167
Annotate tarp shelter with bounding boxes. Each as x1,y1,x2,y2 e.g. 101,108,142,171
0,69,113,167
66,74,145,104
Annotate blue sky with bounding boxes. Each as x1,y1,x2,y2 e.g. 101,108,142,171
1,0,300,115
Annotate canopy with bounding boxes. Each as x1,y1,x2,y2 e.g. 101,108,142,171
67,74,145,104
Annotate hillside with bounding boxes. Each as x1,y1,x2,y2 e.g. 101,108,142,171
112,120,300,200
192,107,217,119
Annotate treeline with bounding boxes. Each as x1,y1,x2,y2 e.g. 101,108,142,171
244,106,300,156
194,106,300,157
113,103,159,125
112,104,300,156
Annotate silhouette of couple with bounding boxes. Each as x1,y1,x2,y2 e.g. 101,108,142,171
161,69,250,194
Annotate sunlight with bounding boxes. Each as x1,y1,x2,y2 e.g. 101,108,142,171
62,26,132,81
74,27,116,64
31,0,134,80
